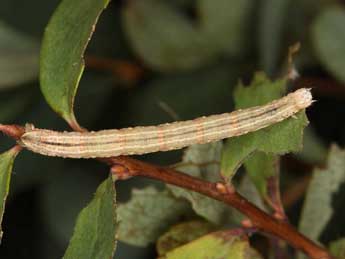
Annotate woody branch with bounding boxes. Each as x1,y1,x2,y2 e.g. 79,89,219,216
0,124,332,259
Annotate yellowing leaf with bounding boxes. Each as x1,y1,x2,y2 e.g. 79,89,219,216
163,230,262,259
157,220,215,256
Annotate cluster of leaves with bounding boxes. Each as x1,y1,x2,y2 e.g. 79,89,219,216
1,0,345,258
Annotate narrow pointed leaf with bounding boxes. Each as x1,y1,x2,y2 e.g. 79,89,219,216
0,147,20,241
40,0,110,124
63,175,117,259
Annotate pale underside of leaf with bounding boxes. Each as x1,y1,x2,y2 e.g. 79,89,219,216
117,187,191,247
299,145,345,242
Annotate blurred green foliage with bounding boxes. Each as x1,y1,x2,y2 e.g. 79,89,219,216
0,0,345,258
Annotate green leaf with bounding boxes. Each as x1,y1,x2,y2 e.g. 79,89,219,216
163,230,262,259
117,186,191,247
157,220,215,256
299,145,345,242
0,21,39,89
122,0,215,72
169,142,232,224
0,147,20,241
63,175,117,259
198,0,252,57
243,152,279,199
329,238,345,258
258,0,290,75
312,6,345,84
40,0,110,125
41,168,105,245
221,73,308,182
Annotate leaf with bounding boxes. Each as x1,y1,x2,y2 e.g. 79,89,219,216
312,6,345,84
258,0,290,75
117,186,191,247
63,175,117,259
123,0,253,72
221,72,309,182
0,21,39,89
198,0,252,57
40,0,110,125
122,0,215,72
243,152,279,200
157,220,215,256
168,142,232,224
237,175,267,217
329,238,345,258
299,145,345,242
0,147,20,241
163,230,262,259
41,168,105,245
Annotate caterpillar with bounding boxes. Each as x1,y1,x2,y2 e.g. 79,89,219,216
19,88,313,158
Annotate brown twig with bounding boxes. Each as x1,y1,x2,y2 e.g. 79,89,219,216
0,124,333,259
85,55,145,83
265,158,287,220
110,156,332,259
0,124,25,140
